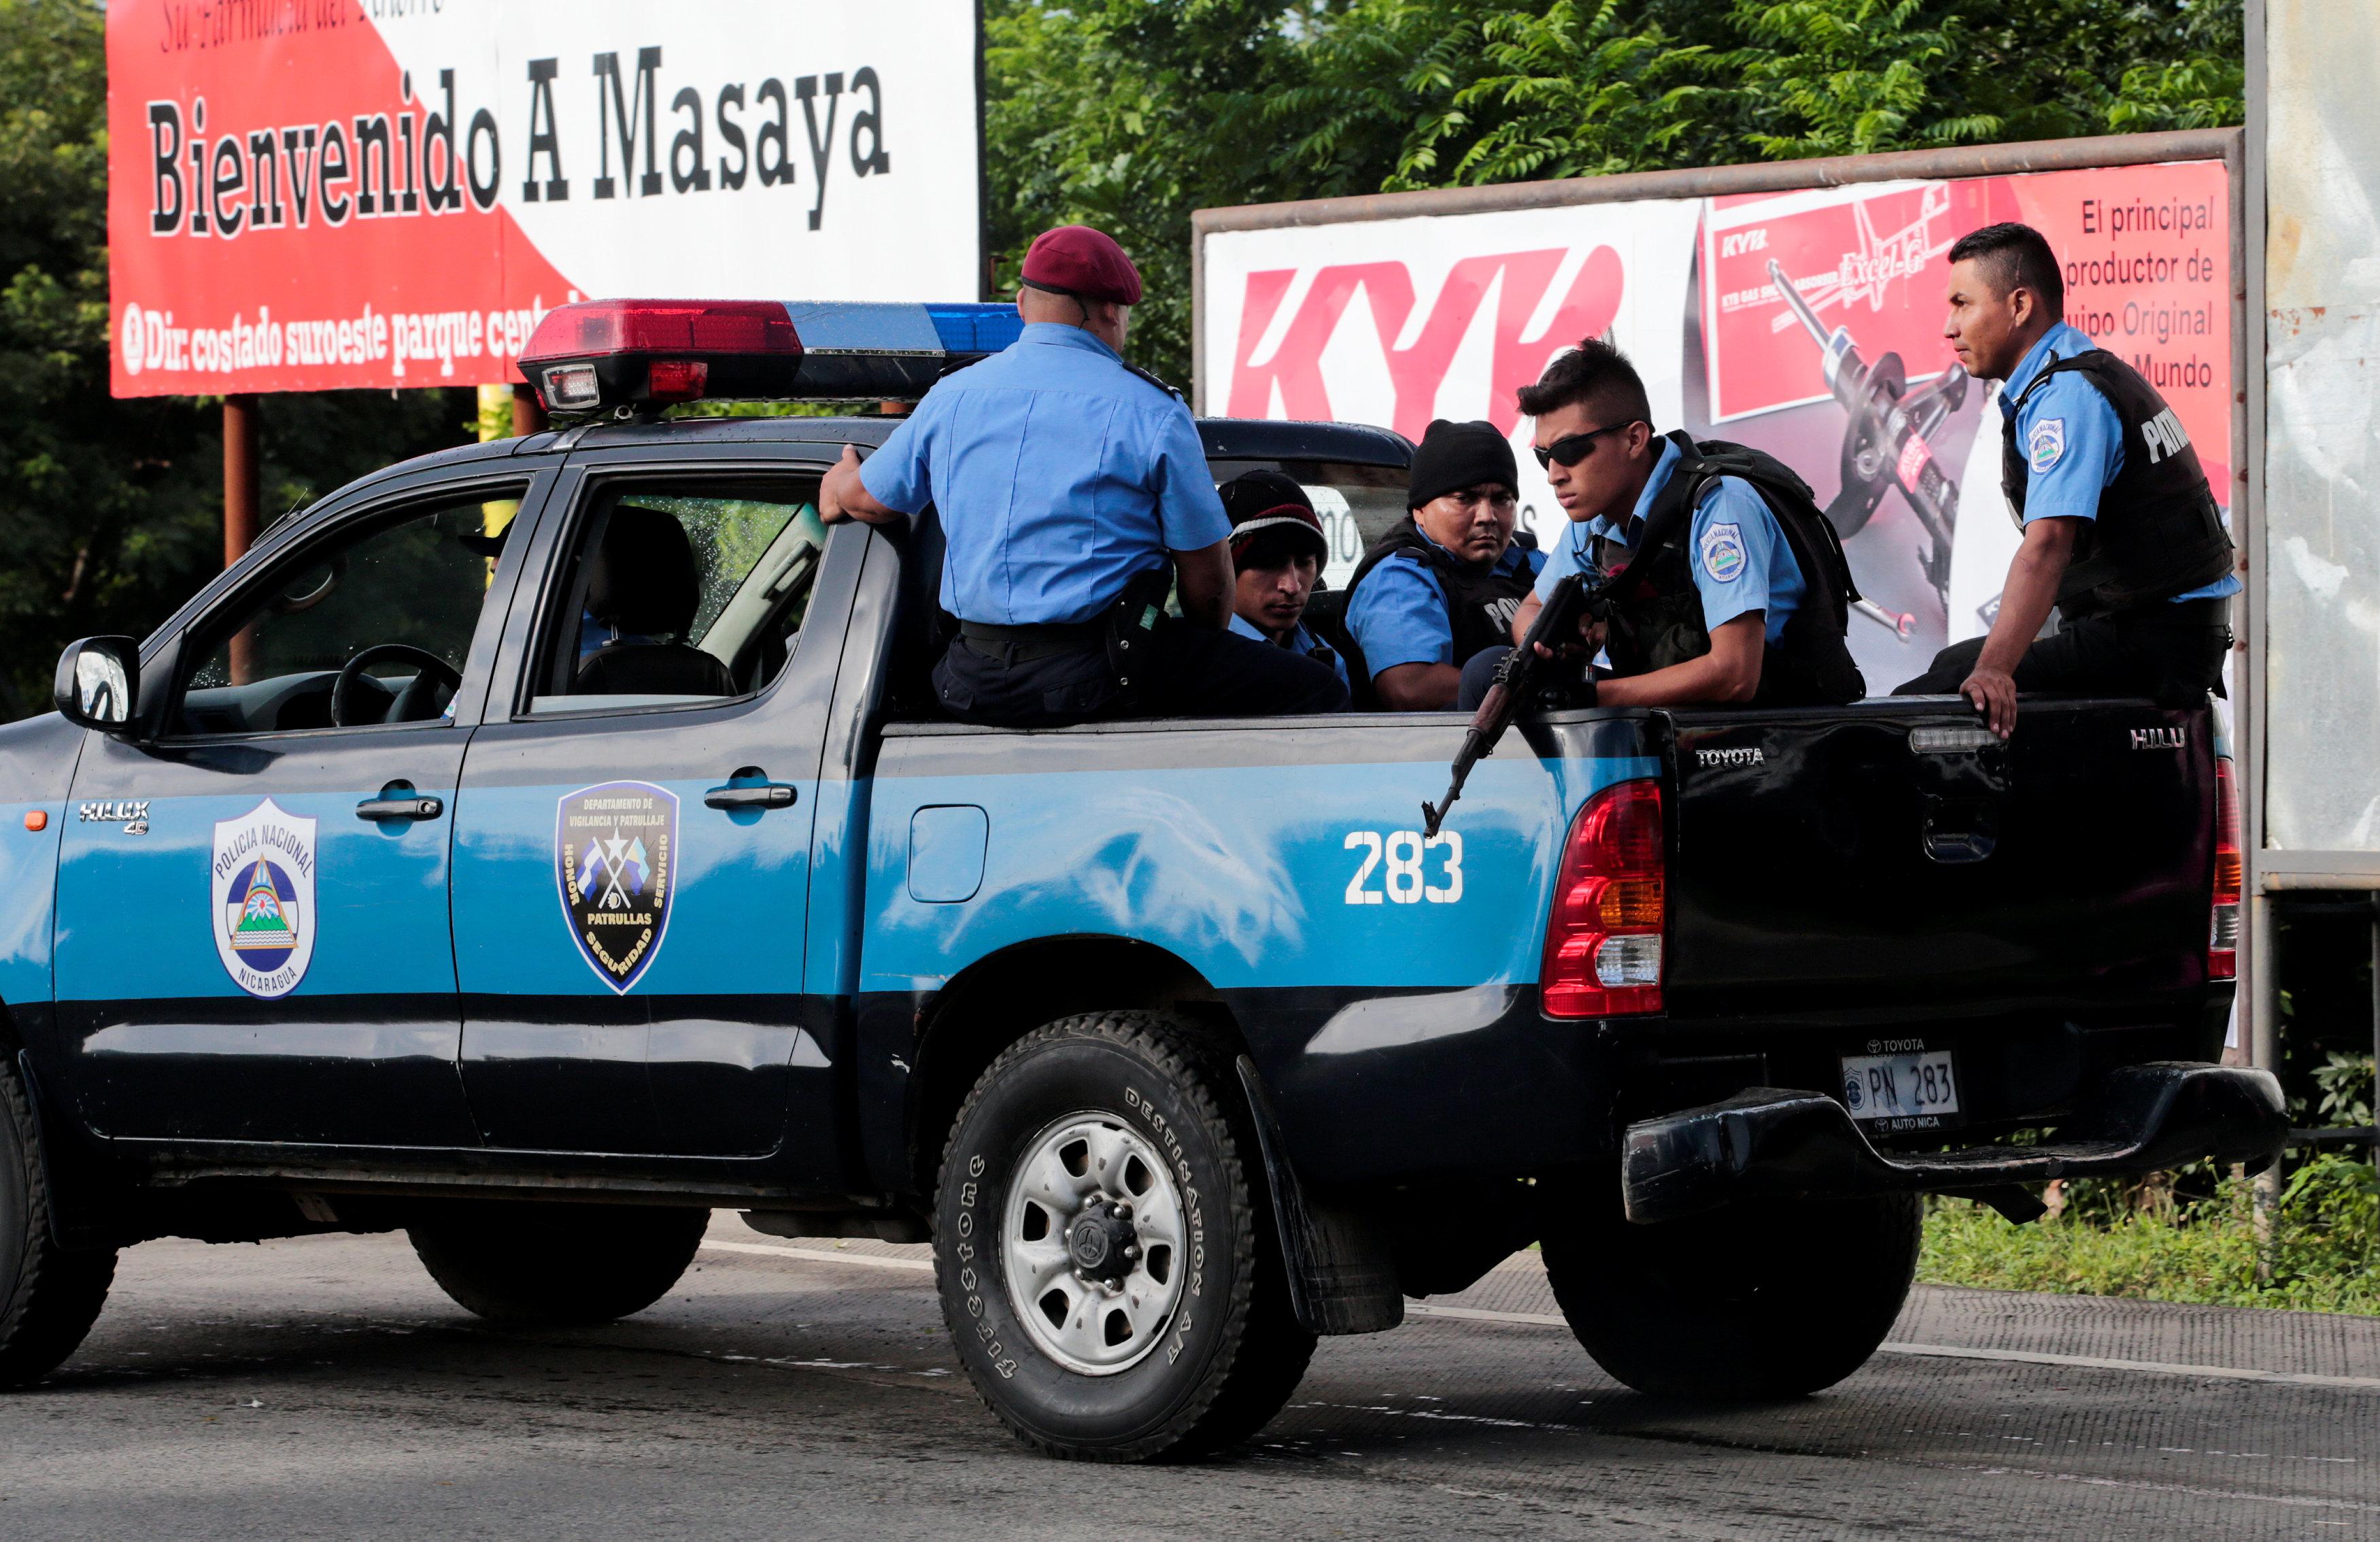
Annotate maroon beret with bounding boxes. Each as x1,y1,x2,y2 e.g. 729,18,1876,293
1021,224,1143,307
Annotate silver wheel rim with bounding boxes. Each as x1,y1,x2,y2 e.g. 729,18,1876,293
1000,1112,1187,1376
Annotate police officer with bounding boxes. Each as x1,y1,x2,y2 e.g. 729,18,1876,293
1219,471,1348,688
1344,419,1544,709
819,225,1349,725
1892,221,2237,735
1474,337,1863,709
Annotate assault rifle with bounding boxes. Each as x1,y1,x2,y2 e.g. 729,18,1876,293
1421,571,1595,839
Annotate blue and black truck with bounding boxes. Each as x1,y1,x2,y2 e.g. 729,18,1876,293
0,300,2283,1461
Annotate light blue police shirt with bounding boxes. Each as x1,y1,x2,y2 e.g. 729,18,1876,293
1345,528,1546,674
2002,322,2239,604
859,323,1232,626
1227,611,1350,686
1534,437,1805,644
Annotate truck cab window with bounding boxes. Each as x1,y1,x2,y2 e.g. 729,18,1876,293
174,492,517,737
529,480,825,714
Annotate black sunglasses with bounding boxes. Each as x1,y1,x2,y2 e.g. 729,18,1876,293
1532,420,1639,469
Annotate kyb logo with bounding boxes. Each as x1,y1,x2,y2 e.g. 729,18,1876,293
1719,228,1769,257
1696,746,1765,769
1225,248,1625,439
2129,726,2186,750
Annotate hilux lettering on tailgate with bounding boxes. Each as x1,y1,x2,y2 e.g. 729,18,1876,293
2130,726,2186,750
1342,830,1463,905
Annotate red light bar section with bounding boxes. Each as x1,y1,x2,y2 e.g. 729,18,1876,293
521,300,800,365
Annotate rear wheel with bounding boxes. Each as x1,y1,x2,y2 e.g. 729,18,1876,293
408,1201,707,1326
0,1056,116,1386
1542,1180,1919,1399
935,1011,1313,1462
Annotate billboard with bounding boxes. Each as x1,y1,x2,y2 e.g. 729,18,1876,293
1200,155,2234,692
107,0,981,397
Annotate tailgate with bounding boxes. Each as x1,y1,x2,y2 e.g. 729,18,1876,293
1662,698,2217,1020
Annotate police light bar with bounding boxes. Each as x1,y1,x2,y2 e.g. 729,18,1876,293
518,299,1025,416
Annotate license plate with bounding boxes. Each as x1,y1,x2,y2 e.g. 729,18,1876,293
1839,1049,1961,1129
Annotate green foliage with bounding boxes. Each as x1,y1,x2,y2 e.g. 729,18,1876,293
2315,1050,2376,1129
1921,1155,2380,1315
0,0,473,720
984,0,2246,386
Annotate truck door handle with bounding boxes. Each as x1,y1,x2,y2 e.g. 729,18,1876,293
704,783,796,811
356,794,443,821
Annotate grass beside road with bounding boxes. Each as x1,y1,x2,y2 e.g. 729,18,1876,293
1919,1152,2380,1315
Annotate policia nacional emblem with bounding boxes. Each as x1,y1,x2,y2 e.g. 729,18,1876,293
555,780,678,992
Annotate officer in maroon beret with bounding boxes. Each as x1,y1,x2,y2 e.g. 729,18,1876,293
821,224,1348,725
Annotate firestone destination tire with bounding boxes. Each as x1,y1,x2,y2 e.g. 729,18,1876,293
1542,1181,1920,1399
0,1054,116,1387
408,1201,708,1326
934,1011,1314,1462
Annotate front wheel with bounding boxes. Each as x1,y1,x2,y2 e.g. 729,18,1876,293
0,1056,116,1387
1541,1180,1919,1399
935,1012,1313,1462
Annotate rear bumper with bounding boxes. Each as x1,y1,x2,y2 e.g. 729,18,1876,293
1622,1061,2287,1224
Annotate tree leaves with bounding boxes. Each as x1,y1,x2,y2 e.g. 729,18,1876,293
985,0,2245,386
0,0,475,717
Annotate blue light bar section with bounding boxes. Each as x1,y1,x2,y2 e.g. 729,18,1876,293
927,303,1025,355
780,301,947,352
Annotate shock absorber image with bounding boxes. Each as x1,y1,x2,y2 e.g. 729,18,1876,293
1767,258,1967,626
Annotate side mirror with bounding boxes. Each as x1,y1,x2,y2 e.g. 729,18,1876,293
53,637,139,731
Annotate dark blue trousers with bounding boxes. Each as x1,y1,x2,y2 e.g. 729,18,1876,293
934,618,1350,727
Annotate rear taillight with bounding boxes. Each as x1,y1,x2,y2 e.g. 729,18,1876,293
1542,778,1665,1018
2210,756,2241,981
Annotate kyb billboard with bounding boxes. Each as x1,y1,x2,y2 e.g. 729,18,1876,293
1200,157,2234,690
108,0,981,396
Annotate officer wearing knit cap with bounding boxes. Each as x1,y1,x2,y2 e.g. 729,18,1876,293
1342,419,1544,709
1219,470,1348,688
822,225,1348,724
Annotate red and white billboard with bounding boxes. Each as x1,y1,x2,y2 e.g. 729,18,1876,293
107,0,981,397
1200,157,2234,691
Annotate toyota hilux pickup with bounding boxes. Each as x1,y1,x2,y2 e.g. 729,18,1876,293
0,299,2283,1462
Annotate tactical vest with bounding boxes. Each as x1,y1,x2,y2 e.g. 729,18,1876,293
1589,433,1866,707
1340,518,1537,703
2001,349,2234,616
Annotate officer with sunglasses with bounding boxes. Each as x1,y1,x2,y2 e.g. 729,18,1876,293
1342,418,1545,709
1472,337,1841,710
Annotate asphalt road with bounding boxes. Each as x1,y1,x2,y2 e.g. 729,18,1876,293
1,1214,2374,1541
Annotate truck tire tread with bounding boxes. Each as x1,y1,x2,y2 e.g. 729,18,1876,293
935,1011,1312,1462
408,1201,709,1326
0,1057,116,1388
1542,1184,1919,1400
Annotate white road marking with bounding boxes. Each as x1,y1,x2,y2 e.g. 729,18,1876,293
700,1239,933,1272
1406,1302,1565,1327
1933,1464,2380,1513
1878,1341,2380,1392
713,1245,2380,1394
1405,1302,2380,1391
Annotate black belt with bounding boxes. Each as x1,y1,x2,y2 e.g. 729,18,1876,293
2110,596,2232,627
957,617,1107,663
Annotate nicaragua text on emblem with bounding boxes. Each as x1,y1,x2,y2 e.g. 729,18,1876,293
2026,416,2067,474
211,797,318,999
556,780,679,993
1697,521,1747,584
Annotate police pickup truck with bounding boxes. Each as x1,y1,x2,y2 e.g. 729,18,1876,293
0,299,2283,1462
